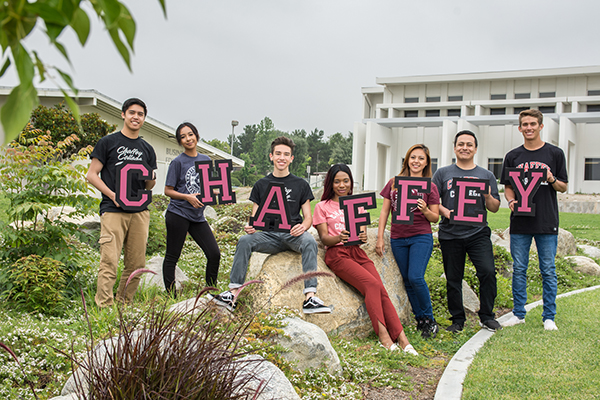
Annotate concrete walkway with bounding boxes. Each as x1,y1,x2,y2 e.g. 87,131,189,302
433,284,600,400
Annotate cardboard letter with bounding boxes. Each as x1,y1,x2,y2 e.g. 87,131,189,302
195,159,236,205
449,178,489,226
249,182,292,232
392,177,431,225
115,161,153,211
504,168,547,216
339,192,377,246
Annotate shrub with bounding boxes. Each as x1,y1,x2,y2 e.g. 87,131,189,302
3,255,66,315
146,194,169,256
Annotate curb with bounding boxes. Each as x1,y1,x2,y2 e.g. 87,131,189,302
433,284,600,400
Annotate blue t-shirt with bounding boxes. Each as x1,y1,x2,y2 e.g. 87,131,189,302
165,152,211,222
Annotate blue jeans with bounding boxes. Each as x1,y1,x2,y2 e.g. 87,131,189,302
229,231,318,294
510,233,558,321
390,234,434,321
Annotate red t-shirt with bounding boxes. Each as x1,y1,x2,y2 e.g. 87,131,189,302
380,178,440,239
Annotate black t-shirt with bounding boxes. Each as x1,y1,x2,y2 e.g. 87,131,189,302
500,143,568,235
90,131,157,214
249,173,314,226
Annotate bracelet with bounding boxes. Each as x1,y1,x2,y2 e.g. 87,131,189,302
547,177,556,184
508,199,516,205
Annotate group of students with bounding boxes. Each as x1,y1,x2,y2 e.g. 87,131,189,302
87,99,567,357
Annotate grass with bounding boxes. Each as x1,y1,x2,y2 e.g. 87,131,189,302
463,288,600,400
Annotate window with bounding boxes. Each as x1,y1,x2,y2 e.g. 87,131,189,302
587,104,600,112
488,158,503,179
588,90,600,96
539,91,556,98
490,108,506,115
405,97,419,103
514,106,528,114
490,94,506,100
448,95,463,102
426,96,441,103
431,158,438,174
404,110,418,118
515,93,531,99
426,109,440,117
585,158,600,180
539,106,555,113
447,109,461,117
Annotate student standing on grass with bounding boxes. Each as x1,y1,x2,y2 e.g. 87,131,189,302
432,130,502,333
501,109,568,331
314,164,418,355
86,98,157,308
162,122,221,296
376,144,440,339
209,136,331,314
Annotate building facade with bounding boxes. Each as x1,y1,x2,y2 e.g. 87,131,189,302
353,66,600,194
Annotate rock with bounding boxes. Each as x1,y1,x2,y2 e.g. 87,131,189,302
49,394,80,400
440,274,480,314
577,244,600,259
491,231,510,252
564,256,600,275
501,227,576,256
274,317,341,374
204,205,217,220
244,227,410,339
235,355,301,400
140,256,189,291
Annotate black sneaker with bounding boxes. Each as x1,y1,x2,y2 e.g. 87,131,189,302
445,322,464,333
208,291,236,312
302,296,331,314
416,319,425,332
480,319,502,332
421,319,439,339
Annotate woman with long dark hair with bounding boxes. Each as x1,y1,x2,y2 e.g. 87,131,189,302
162,122,220,295
313,164,417,354
376,144,440,338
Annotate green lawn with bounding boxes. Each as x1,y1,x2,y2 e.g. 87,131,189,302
463,288,600,400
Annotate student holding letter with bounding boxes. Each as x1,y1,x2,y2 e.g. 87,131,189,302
210,136,331,314
162,122,221,296
314,164,418,354
376,144,440,339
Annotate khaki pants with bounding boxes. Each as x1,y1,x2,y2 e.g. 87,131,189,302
95,210,150,307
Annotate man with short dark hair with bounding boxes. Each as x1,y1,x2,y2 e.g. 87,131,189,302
432,130,502,332
86,98,157,307
501,109,568,331
210,136,331,314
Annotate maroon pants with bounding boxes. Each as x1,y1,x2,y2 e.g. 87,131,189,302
325,245,404,341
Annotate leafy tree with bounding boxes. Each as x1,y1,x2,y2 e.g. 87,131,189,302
329,131,353,165
288,131,310,178
0,0,167,144
235,153,258,186
233,124,259,157
29,103,116,157
306,128,331,172
250,117,283,176
204,138,230,153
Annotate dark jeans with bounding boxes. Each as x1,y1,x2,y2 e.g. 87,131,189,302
439,226,497,324
163,211,221,292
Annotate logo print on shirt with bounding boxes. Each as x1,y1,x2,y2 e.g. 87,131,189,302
185,166,201,195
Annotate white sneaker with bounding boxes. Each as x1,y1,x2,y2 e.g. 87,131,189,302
403,344,419,356
543,319,558,331
502,315,525,327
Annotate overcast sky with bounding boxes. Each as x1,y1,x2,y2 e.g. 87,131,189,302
6,0,600,142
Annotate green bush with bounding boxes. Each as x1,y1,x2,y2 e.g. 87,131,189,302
3,255,66,314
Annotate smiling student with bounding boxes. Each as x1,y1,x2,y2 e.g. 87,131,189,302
313,164,418,355
376,144,440,339
162,122,221,296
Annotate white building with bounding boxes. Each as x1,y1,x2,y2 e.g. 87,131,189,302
353,66,600,194
0,88,244,194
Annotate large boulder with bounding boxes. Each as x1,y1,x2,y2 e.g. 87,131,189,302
440,274,480,314
501,228,576,257
244,227,411,339
274,317,341,374
577,244,600,259
235,355,301,400
140,256,190,291
564,256,600,276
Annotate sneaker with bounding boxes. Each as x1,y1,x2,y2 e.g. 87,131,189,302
543,319,558,331
208,291,236,312
502,315,525,327
480,319,502,332
416,319,425,332
445,322,464,333
421,319,439,339
302,296,332,314
403,344,419,356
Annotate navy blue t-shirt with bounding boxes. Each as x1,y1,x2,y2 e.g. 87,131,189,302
165,152,211,223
